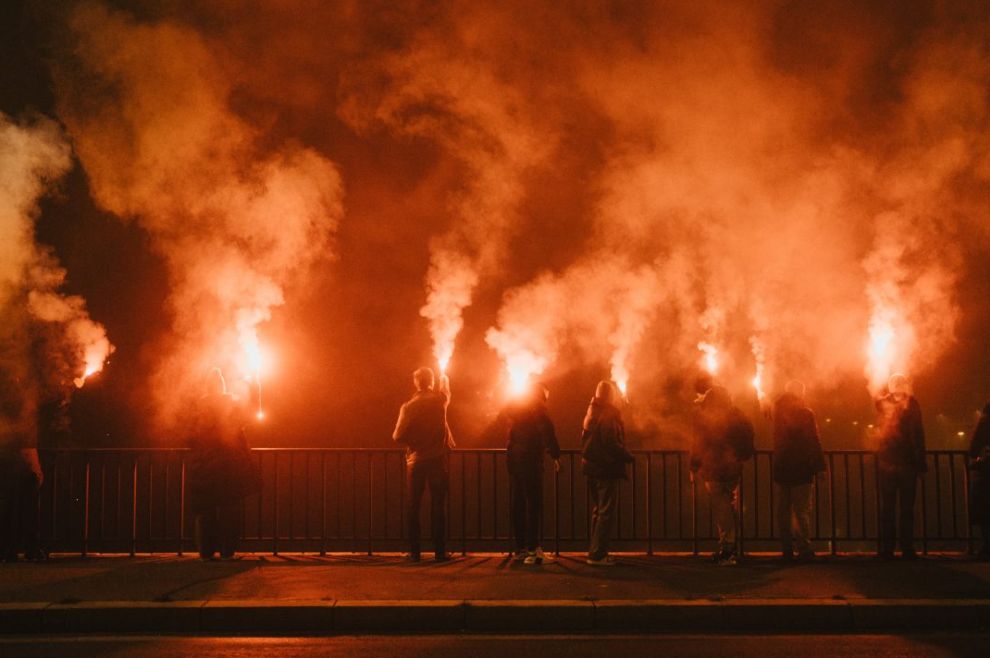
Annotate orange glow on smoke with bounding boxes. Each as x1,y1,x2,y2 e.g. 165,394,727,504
752,369,765,402
866,309,899,393
503,350,546,398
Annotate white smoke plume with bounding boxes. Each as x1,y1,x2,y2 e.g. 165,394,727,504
1,112,113,445
53,3,342,433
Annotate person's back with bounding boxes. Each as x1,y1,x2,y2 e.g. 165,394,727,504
394,388,450,465
876,393,925,474
772,392,824,486
691,387,754,483
507,397,559,476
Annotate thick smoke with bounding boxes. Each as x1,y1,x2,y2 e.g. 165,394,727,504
25,0,989,446
337,1,557,375
53,2,342,434
0,112,112,447
483,1,989,440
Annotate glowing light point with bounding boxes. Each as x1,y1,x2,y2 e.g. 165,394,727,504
616,379,628,397
256,410,266,421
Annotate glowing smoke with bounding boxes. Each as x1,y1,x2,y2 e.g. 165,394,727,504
54,3,342,432
1,112,113,444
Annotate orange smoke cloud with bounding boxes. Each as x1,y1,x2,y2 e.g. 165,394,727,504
54,3,341,432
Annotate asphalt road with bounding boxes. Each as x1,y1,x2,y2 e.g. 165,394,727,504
2,635,989,658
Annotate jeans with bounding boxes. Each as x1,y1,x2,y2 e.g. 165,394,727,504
588,478,619,559
705,479,740,552
0,468,41,559
407,455,448,556
776,483,813,554
510,472,543,552
195,501,242,559
879,468,919,554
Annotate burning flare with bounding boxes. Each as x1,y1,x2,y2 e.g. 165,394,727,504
698,341,720,376
866,307,901,394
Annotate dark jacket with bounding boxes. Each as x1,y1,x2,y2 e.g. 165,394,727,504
771,393,825,486
875,393,926,475
580,397,634,480
186,392,258,512
690,387,755,483
392,388,452,465
505,399,560,477
968,404,990,526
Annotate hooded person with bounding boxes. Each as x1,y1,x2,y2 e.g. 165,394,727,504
968,403,990,560
771,380,825,561
874,373,926,560
580,380,634,566
392,366,453,562
690,385,755,565
504,382,560,565
186,368,259,560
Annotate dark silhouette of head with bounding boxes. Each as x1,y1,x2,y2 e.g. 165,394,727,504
412,367,435,392
595,380,614,403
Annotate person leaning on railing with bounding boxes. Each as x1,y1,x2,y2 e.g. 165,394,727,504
771,380,826,563
968,402,990,561
504,382,560,566
690,385,756,567
580,380,634,567
874,373,926,561
392,367,453,563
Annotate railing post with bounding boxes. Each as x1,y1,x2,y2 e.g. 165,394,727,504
82,456,90,558
131,456,138,557
368,453,374,556
691,472,699,557
179,457,186,557
320,452,327,557
273,452,279,556
646,452,653,556
462,454,468,556
828,453,836,556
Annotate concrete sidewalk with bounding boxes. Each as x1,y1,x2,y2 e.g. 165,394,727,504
2,553,989,634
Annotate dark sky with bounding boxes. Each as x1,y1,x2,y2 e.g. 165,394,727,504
3,0,989,452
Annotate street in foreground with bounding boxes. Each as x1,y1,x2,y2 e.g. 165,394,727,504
2,634,990,658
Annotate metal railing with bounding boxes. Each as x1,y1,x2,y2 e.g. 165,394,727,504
37,449,976,555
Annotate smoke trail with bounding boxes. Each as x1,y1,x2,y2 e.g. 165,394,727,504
337,2,554,374
53,3,342,433
1,112,113,446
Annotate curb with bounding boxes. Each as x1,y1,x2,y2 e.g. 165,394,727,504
1,599,989,634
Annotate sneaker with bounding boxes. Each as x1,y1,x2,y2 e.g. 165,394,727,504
512,549,528,562
716,550,738,566
406,553,421,563
710,549,725,564
586,555,617,566
523,547,554,565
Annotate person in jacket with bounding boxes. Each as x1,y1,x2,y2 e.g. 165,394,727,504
505,382,560,565
874,373,926,560
581,380,634,566
690,385,755,565
771,380,825,561
968,403,990,560
187,368,259,560
393,367,453,562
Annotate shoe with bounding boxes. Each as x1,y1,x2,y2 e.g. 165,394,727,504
25,550,48,562
512,549,528,562
586,555,616,566
716,550,738,566
710,549,725,564
524,548,554,565
406,553,421,563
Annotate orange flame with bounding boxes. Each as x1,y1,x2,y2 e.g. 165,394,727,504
503,350,547,398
